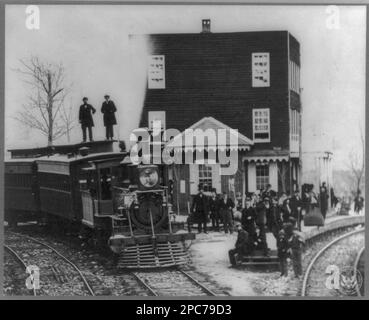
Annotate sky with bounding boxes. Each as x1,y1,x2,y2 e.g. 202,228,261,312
4,5,366,170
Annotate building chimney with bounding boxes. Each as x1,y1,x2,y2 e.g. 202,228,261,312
201,19,211,33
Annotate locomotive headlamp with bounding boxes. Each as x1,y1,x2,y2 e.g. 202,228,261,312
139,167,159,188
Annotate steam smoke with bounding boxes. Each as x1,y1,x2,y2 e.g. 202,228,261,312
119,35,152,143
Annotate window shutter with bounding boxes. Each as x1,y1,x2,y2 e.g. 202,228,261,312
189,164,199,195
247,162,256,192
269,162,278,192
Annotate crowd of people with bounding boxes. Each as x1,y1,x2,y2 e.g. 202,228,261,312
188,182,334,278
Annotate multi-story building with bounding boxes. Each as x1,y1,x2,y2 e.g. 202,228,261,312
133,20,302,211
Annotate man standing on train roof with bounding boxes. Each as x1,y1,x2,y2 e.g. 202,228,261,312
101,94,117,140
79,97,96,142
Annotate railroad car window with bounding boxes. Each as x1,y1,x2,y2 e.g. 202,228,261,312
100,168,113,200
256,163,269,191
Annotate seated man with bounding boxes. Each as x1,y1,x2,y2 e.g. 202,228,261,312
228,223,251,266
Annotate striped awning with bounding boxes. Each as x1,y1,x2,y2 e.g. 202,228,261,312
243,155,289,162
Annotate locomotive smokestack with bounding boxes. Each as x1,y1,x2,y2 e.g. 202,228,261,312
201,19,211,33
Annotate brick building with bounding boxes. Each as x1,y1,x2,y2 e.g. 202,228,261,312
133,20,302,212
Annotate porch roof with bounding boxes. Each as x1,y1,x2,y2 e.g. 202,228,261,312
165,117,253,151
242,149,290,162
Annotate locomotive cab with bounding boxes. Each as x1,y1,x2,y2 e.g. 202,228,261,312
79,155,128,228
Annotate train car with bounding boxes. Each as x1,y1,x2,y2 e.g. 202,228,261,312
4,159,41,226
35,151,127,235
5,141,195,268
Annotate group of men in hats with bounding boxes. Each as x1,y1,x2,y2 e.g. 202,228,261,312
189,183,305,278
78,95,117,142
189,185,236,234
228,185,305,277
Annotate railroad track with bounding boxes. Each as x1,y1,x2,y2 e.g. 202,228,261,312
354,247,365,296
4,245,37,296
301,228,364,297
132,268,220,296
4,231,95,296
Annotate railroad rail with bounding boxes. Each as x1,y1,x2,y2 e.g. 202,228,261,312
301,228,364,297
4,245,37,296
132,268,219,296
354,247,365,296
4,230,95,296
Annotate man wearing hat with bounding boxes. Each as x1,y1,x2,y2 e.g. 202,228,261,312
228,223,251,266
101,94,117,140
79,97,96,142
290,189,303,231
241,196,256,236
190,186,210,233
255,197,270,256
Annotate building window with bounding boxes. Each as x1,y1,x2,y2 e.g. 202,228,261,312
198,164,212,191
290,109,300,136
252,52,270,87
148,55,165,89
148,111,166,131
253,108,270,142
289,60,300,93
256,163,269,191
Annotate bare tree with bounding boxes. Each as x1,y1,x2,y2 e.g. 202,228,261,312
14,56,69,146
347,125,365,196
60,98,76,143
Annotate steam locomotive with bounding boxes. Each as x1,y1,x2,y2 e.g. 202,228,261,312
5,141,195,268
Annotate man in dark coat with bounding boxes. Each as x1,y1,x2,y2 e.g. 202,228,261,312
255,198,270,256
290,190,303,231
101,94,117,140
319,182,329,219
287,230,305,278
354,190,364,214
79,97,96,142
269,197,283,239
241,197,256,236
277,229,289,277
209,189,220,231
191,187,209,233
219,192,235,234
228,223,251,266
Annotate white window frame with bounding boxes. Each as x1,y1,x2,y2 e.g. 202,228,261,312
252,52,270,87
289,60,300,94
198,164,213,191
148,111,166,131
252,108,271,143
148,55,165,89
256,163,269,191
